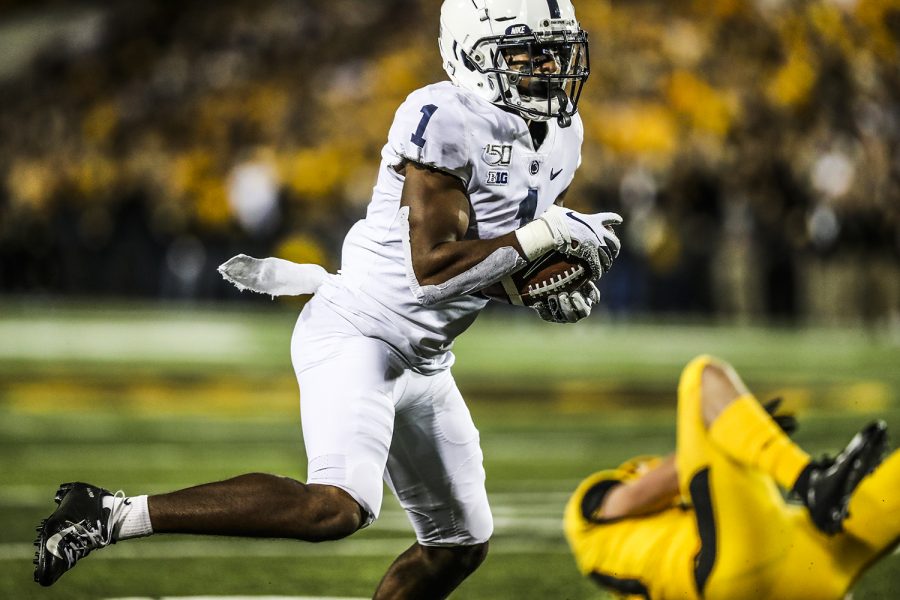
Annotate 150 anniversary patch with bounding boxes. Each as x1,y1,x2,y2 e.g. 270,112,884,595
482,144,512,166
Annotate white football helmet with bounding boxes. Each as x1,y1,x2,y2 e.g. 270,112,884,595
439,0,590,127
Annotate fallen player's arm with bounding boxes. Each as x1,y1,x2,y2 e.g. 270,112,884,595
599,454,681,520
401,161,526,287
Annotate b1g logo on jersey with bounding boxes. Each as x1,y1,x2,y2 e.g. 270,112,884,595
486,170,509,186
482,144,512,166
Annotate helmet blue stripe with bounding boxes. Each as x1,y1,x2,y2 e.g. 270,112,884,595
546,0,562,18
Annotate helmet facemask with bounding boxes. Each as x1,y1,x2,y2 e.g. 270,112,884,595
470,28,589,127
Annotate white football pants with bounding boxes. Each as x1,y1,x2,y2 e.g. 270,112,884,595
290,295,493,546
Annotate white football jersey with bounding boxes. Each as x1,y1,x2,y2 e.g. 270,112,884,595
316,81,583,373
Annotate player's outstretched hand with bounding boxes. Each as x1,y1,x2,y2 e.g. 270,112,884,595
517,205,622,280
532,280,601,324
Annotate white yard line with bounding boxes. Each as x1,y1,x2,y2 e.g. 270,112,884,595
2,538,568,562
0,319,266,364
107,597,366,600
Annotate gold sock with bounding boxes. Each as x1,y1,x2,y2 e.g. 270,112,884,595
708,394,810,489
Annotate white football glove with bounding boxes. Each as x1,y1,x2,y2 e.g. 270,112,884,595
515,205,622,280
531,280,601,324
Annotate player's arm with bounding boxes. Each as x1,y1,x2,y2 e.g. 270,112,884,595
395,94,618,308
401,161,527,292
598,455,681,520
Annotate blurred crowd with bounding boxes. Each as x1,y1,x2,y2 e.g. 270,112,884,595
0,0,898,325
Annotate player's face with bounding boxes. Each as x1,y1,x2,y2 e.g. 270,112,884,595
502,44,567,100
504,46,562,75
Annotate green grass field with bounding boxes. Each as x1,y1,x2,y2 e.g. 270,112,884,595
1,303,898,599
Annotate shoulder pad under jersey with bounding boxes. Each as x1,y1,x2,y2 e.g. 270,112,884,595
389,83,473,185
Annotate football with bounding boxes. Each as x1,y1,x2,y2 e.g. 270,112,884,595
481,251,592,306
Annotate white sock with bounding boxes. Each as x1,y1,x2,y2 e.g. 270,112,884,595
103,494,153,541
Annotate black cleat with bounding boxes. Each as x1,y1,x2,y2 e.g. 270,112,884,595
800,420,888,535
33,482,121,587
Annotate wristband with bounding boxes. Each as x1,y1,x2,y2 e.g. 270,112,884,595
515,219,556,261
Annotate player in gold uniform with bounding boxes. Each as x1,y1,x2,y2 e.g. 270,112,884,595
564,355,896,600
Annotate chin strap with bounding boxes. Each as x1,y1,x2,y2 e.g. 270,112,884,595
554,89,571,128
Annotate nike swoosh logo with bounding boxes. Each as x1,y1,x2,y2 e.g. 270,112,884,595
46,525,78,559
550,168,563,180
565,211,603,244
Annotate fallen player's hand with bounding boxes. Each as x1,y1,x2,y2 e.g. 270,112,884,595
763,397,798,436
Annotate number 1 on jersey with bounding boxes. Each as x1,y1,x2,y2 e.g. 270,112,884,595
410,104,438,148
516,188,539,227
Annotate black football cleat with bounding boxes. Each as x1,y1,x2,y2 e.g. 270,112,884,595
800,420,888,535
34,482,121,586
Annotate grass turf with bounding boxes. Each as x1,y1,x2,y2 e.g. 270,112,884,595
1,303,898,599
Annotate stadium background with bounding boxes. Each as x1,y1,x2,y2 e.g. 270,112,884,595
1,0,898,598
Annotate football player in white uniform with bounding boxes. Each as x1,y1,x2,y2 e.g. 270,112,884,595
34,1,623,597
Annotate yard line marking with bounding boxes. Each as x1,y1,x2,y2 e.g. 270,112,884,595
2,538,569,561
107,597,366,600
0,319,264,363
